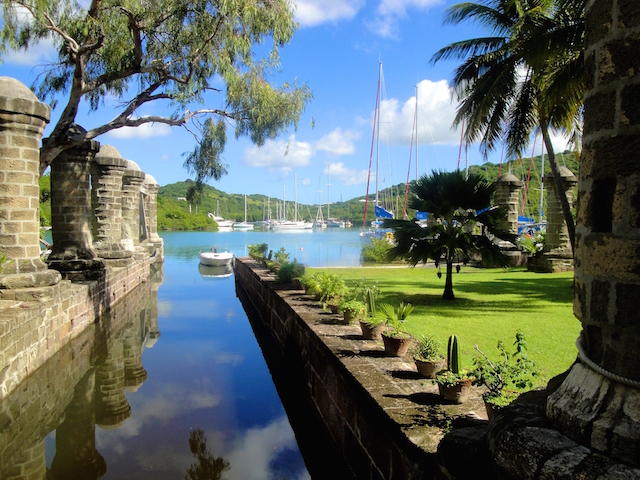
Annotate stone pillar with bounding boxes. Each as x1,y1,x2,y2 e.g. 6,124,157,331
47,129,105,280
95,336,131,429
143,174,164,263
3,439,47,480
50,370,106,479
0,77,60,290
539,167,577,271
121,160,146,259
90,145,132,262
493,173,525,265
547,0,640,467
495,173,523,236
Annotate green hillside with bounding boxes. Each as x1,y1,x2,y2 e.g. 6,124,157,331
155,152,579,231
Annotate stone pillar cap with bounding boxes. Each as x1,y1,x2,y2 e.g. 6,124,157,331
124,159,145,179
0,76,50,121
544,166,578,184
496,172,523,187
95,144,127,167
143,174,158,186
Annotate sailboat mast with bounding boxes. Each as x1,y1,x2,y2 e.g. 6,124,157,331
415,83,419,180
327,171,331,219
294,172,298,221
283,184,286,221
375,61,382,208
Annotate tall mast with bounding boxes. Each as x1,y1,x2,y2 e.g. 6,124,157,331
375,61,382,208
294,172,298,221
327,171,331,219
415,83,419,181
283,184,286,221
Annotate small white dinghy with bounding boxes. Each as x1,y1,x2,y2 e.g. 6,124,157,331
199,247,234,267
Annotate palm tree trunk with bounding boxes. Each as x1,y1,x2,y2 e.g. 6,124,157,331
540,121,576,254
443,260,455,300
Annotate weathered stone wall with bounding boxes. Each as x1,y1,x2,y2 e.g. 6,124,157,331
235,257,491,480
0,256,150,400
0,273,156,479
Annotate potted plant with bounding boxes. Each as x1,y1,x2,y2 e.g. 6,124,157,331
472,332,537,418
435,335,473,404
299,272,319,296
379,302,414,357
276,259,305,285
339,298,365,324
411,335,446,379
316,272,347,312
359,284,385,340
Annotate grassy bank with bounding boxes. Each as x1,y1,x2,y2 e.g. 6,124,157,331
308,266,579,387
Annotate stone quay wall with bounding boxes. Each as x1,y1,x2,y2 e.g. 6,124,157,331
0,272,158,479
0,257,150,401
234,257,491,480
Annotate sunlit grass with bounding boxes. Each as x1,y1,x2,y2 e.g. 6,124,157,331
308,266,579,387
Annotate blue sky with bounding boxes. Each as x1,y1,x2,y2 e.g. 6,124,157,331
2,0,569,203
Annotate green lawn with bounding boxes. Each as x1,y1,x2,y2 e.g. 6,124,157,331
308,266,580,387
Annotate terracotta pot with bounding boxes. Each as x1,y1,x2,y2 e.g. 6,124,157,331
382,334,413,357
437,378,472,404
343,309,363,325
359,321,385,340
414,358,446,379
328,303,340,314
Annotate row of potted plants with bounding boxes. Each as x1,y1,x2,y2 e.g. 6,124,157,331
281,265,538,414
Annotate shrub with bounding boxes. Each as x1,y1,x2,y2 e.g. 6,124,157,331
361,238,393,263
248,243,269,261
277,260,305,283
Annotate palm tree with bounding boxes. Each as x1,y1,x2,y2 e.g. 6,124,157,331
431,0,584,253
383,170,515,300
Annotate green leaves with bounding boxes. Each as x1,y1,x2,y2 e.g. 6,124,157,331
1,0,311,180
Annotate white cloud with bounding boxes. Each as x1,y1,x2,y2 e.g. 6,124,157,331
295,0,364,26
316,128,360,156
106,122,173,139
225,417,309,480
370,78,460,147
242,135,313,173
367,0,442,38
2,38,58,65
325,162,370,186
301,177,312,186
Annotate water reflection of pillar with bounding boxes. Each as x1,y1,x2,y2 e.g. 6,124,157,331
50,370,106,479
95,337,131,429
123,316,148,392
146,266,163,348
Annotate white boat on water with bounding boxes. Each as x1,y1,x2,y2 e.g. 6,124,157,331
208,200,234,228
233,194,254,230
199,247,234,266
271,173,312,230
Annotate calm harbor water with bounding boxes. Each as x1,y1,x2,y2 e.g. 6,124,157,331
22,228,364,479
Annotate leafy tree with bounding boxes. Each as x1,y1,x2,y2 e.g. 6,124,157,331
383,170,515,300
431,0,584,253
185,428,229,480
1,0,312,184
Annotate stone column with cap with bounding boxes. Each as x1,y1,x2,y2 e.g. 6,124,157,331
546,0,640,468
121,160,146,259
46,126,104,280
494,172,525,265
536,167,578,272
95,336,131,429
0,77,60,291
90,145,132,263
143,174,164,263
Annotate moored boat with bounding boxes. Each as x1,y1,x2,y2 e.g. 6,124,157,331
199,247,234,266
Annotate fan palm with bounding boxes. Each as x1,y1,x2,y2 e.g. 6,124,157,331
383,170,516,300
431,0,584,253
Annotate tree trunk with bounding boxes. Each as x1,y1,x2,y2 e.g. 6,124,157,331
540,121,576,254
443,260,455,300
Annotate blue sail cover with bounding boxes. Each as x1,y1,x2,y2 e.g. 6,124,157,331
375,205,394,219
416,211,428,220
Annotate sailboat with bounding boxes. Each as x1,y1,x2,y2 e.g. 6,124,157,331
326,171,345,228
271,173,313,230
360,61,394,243
207,200,233,228
232,194,253,230
314,176,327,228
